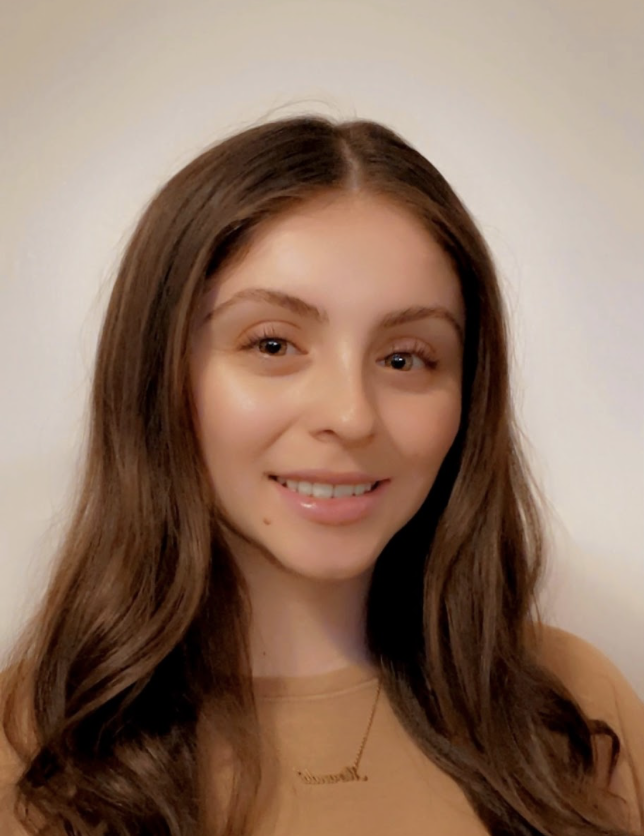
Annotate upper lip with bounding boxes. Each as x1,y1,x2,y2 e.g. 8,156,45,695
270,470,384,485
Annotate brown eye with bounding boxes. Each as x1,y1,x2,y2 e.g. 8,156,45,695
387,353,415,371
239,327,296,357
257,337,287,355
382,342,439,372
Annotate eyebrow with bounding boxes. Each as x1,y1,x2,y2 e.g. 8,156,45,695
208,288,464,344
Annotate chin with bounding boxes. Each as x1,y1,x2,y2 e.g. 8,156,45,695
276,551,377,583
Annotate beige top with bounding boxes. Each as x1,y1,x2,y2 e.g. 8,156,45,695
2,625,643,835
246,625,644,835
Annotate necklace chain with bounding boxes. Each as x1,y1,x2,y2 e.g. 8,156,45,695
295,679,382,786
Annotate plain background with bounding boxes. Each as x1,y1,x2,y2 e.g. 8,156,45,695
1,0,642,694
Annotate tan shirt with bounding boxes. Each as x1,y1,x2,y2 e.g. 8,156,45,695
2,625,643,835
248,625,644,835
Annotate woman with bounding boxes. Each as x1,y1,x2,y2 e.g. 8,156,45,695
1,115,642,836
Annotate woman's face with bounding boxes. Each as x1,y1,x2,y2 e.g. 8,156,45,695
190,192,465,582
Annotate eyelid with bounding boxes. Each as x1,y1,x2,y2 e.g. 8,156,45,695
238,323,287,347
243,322,435,344
238,325,435,349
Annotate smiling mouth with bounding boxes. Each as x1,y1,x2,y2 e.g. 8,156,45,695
268,474,382,498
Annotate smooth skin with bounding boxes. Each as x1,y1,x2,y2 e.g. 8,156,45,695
190,192,465,678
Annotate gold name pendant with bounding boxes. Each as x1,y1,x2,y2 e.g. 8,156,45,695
293,680,381,787
296,765,368,785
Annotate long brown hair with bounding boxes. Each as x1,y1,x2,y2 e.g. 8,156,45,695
1,115,631,835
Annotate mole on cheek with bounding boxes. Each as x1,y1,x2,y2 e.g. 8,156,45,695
262,518,272,525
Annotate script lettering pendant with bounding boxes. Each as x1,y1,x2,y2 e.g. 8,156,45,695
296,765,368,785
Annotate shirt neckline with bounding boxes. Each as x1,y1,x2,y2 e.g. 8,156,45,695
253,659,380,700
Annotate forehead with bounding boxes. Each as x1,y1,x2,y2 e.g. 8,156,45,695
211,192,464,321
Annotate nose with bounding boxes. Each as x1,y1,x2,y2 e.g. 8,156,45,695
307,353,379,444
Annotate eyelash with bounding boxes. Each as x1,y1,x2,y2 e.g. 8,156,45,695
238,325,439,371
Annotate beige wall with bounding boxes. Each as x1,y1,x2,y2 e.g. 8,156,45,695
1,0,642,692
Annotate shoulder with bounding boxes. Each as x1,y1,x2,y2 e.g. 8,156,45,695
529,622,644,833
529,622,644,720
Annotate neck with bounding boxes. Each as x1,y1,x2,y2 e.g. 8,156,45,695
233,543,374,678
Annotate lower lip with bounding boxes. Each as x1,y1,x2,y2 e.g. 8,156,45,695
269,477,390,525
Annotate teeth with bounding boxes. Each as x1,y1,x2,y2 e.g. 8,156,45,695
275,477,377,498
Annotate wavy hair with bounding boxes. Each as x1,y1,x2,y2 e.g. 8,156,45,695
1,115,630,835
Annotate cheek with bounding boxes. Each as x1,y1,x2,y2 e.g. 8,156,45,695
388,391,461,463
191,365,286,462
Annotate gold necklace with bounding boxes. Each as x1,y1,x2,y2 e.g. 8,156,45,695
294,679,382,786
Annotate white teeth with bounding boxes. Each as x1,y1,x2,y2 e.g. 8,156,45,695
334,484,361,498
286,478,311,494
275,477,376,498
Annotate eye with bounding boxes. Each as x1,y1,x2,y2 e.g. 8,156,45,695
238,328,438,371
239,326,295,356
382,342,438,372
